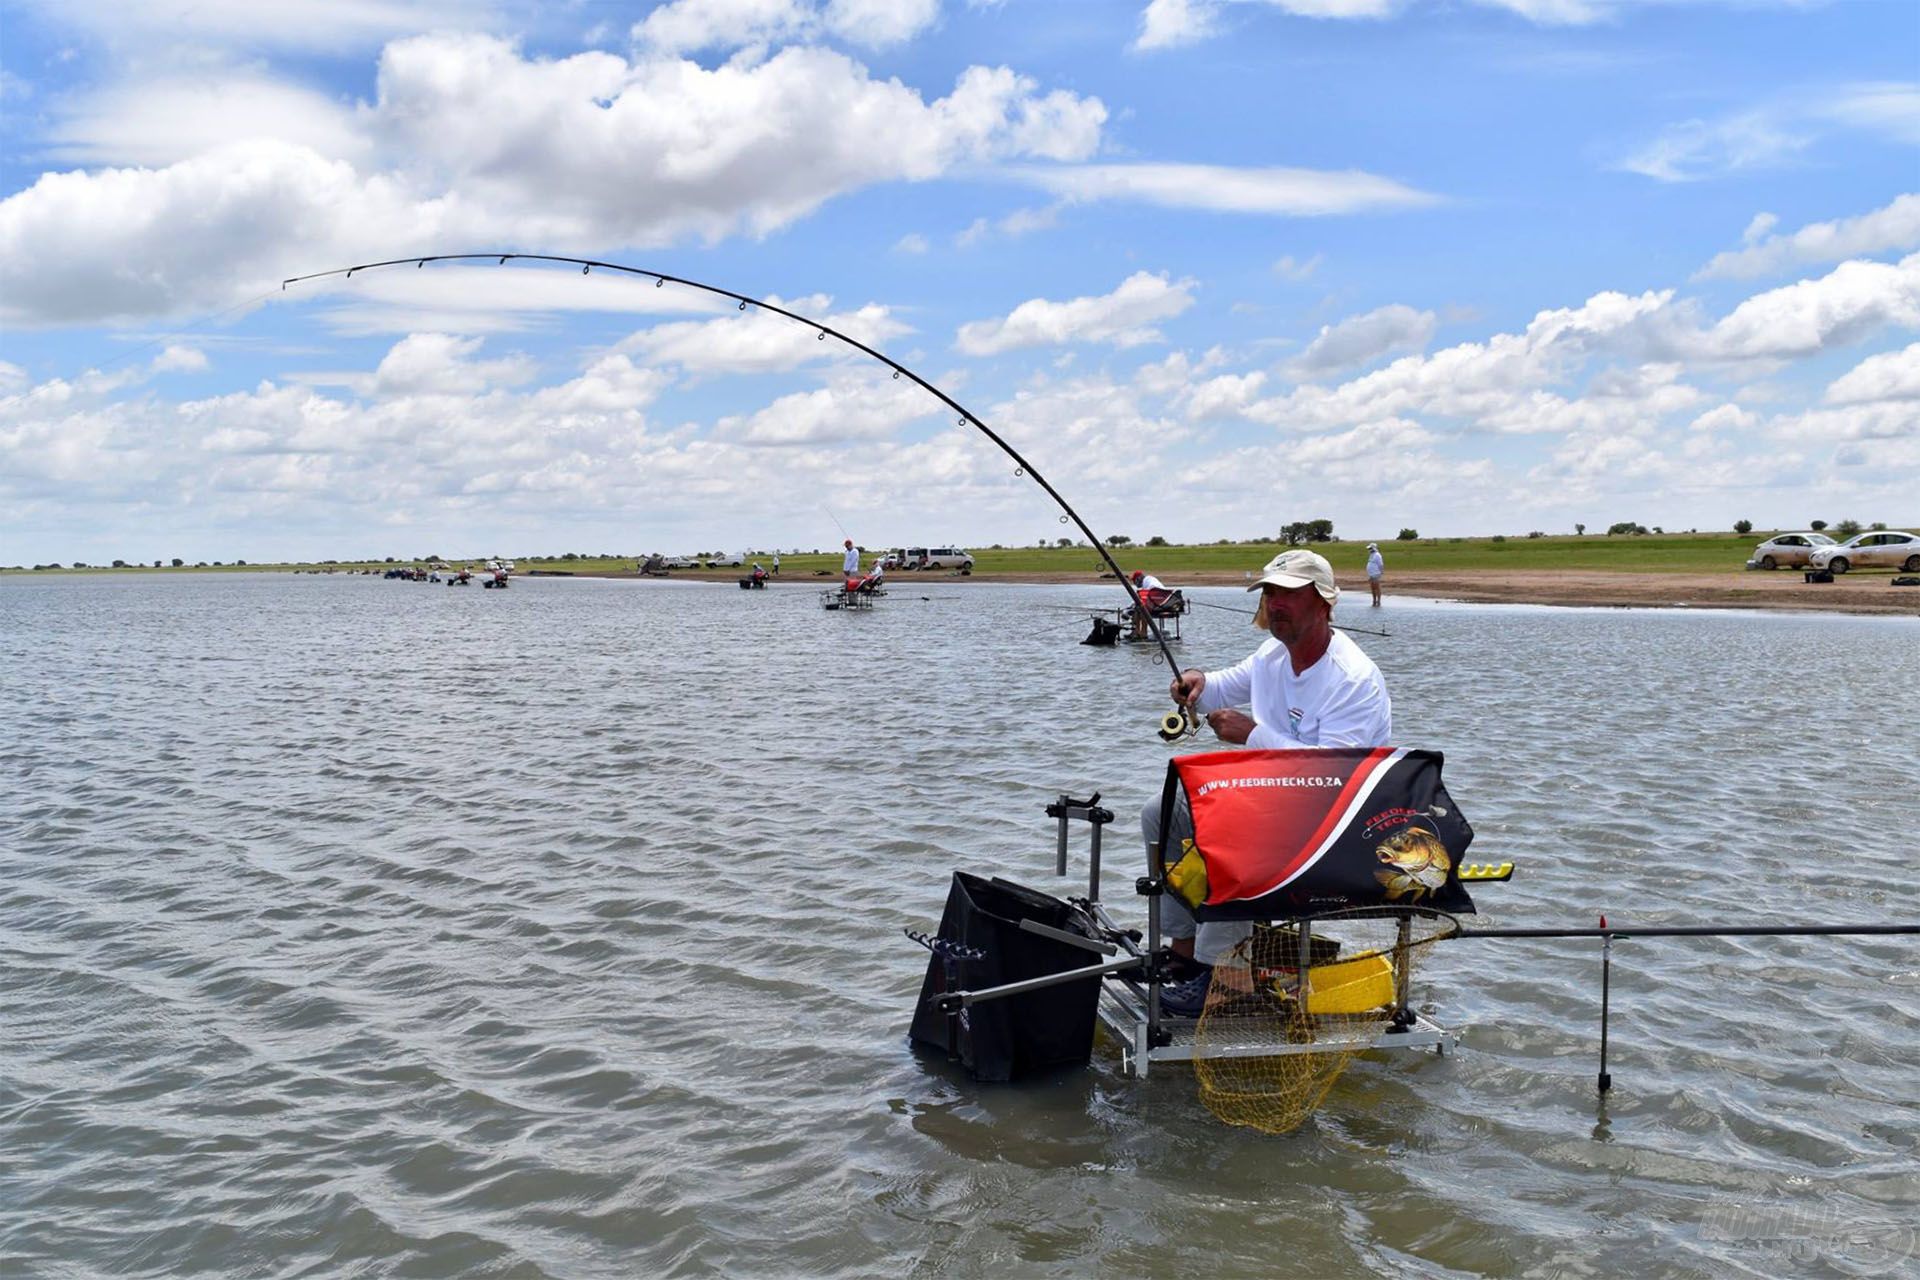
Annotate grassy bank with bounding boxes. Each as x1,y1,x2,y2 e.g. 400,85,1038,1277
9,526,1913,580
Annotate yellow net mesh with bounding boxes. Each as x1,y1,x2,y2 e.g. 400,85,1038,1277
1193,909,1458,1134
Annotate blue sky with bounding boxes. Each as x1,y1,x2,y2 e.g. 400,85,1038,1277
2,0,1916,564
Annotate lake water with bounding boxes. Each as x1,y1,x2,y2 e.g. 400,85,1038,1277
2,572,1916,1278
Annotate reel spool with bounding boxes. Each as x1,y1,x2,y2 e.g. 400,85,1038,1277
1158,705,1198,743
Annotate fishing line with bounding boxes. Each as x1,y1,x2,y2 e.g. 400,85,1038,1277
1187,596,1390,639
282,253,1197,740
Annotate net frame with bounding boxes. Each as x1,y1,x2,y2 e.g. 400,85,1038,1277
1193,906,1461,1134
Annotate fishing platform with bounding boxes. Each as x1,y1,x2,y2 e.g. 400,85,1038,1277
822,579,885,610
1083,589,1189,646
908,747,1510,1128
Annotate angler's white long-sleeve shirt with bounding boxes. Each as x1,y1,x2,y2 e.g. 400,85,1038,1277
1194,630,1391,750
842,546,860,574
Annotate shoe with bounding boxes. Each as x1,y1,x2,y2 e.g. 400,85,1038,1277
1160,968,1213,1018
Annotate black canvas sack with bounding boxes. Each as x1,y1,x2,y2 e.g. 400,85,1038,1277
908,872,1102,1081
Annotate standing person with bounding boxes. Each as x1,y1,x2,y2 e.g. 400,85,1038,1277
1144,548,1392,1016
1366,542,1384,606
772,551,780,576
841,539,860,584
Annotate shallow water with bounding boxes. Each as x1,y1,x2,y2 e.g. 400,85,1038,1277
2,572,1916,1278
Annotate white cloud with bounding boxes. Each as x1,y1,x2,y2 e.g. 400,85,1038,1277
1617,110,1810,183
1472,0,1601,23
633,0,940,54
633,0,813,54
152,345,209,373
1695,193,1920,281
955,271,1197,355
893,232,930,254
1135,0,1601,52
1687,403,1756,434
45,75,367,168
1288,303,1435,376
1818,81,1920,146
1009,161,1435,215
371,333,537,396
1134,0,1221,51
301,263,731,336
956,202,1062,247
0,36,1106,325
11,0,495,54
1824,342,1920,405
622,296,913,373
1693,253,1920,361
1272,253,1323,282
713,368,942,444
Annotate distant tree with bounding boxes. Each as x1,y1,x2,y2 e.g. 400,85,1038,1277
1733,519,1752,535
1606,521,1649,536
1491,534,1507,543
171,558,183,567
75,561,92,568
153,559,163,568
1652,526,1664,534
1835,518,1861,538
1397,528,1418,541
1527,531,1546,539
1147,535,1168,546
561,552,579,561
1575,523,1586,536
111,559,128,568
1106,534,1131,546
1280,518,1335,545
1870,521,1887,531
1055,537,1073,547
235,559,247,566
1810,520,1828,531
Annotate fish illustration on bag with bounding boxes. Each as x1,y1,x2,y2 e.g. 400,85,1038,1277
1373,824,1451,901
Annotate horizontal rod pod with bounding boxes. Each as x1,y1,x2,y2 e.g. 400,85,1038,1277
1457,924,1920,940
929,954,1145,1012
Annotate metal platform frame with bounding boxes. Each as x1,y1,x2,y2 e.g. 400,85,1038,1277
922,789,1459,1079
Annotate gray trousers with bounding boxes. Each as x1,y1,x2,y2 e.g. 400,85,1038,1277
1141,791,1251,967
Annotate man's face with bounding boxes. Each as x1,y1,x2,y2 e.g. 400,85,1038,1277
1261,582,1325,644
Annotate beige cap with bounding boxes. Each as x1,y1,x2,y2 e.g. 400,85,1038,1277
1248,548,1339,604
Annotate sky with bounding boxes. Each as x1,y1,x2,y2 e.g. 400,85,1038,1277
1,0,1916,565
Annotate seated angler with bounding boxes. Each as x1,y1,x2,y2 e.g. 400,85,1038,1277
1145,549,1393,1016
1127,568,1171,640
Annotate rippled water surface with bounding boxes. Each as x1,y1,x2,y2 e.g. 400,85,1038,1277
3,572,1917,1278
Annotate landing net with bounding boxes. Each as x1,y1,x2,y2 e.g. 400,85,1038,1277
1193,908,1459,1134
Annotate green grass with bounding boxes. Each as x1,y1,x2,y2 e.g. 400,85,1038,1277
9,527,1913,578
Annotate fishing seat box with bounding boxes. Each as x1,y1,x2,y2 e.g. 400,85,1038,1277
909,872,1103,1081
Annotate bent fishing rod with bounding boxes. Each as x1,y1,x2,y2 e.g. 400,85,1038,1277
282,253,1198,738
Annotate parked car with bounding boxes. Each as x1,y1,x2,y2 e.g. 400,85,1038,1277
922,546,974,572
704,552,745,567
661,555,698,569
1809,531,1920,574
1750,532,1837,569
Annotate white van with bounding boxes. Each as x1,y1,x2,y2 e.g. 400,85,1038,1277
922,546,974,572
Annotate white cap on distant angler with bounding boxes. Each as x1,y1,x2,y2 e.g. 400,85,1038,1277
1367,541,1378,550
1248,548,1339,604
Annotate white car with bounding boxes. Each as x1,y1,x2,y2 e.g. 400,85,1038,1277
1809,531,1920,574
705,552,745,567
661,555,699,569
1749,532,1836,570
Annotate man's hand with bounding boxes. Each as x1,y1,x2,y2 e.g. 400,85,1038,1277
1169,668,1206,706
1205,709,1255,744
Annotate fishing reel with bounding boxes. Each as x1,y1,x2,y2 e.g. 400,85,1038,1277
1157,704,1200,743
